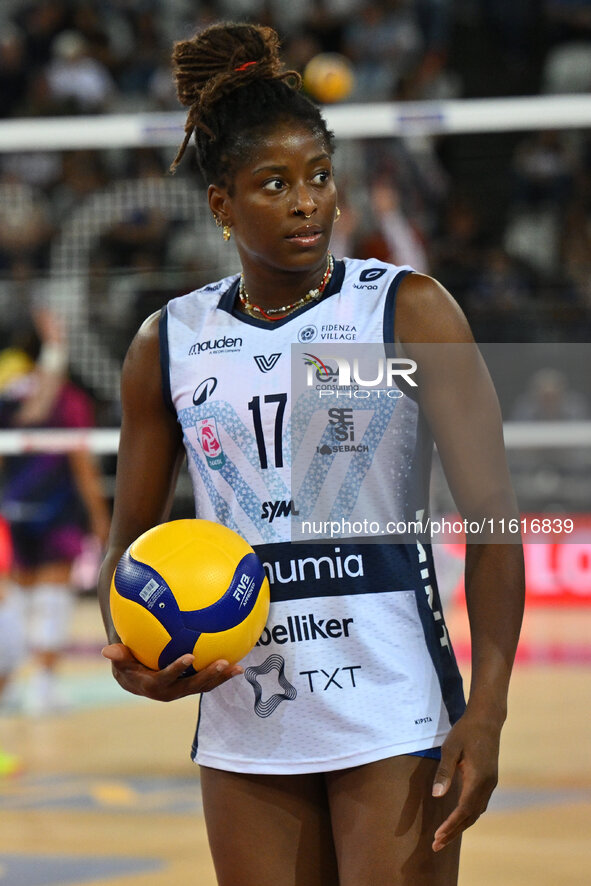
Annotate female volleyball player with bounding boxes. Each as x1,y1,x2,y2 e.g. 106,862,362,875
99,22,524,886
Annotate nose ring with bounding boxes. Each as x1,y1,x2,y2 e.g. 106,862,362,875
293,206,314,219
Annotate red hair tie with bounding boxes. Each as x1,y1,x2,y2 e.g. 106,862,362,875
235,61,257,72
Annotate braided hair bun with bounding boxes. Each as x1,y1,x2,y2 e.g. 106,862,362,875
169,22,333,185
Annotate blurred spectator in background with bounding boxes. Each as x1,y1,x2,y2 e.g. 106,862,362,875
343,0,423,100
0,307,110,714
359,177,430,271
51,150,108,222
468,247,535,340
511,130,575,211
13,0,70,73
430,194,486,311
544,0,591,45
0,480,24,775
0,182,54,273
45,30,116,114
510,366,591,510
0,25,29,119
395,0,459,100
512,367,589,422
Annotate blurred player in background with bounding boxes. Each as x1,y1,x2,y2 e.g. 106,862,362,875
0,513,24,774
0,307,110,716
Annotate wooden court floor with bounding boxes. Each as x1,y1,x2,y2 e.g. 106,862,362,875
1,599,590,886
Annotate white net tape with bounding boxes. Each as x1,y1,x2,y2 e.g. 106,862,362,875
0,422,587,456
1,95,591,152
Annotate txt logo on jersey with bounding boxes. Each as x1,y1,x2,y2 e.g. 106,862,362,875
244,654,297,718
196,417,226,470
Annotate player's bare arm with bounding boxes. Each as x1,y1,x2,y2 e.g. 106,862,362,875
396,272,525,851
97,312,242,700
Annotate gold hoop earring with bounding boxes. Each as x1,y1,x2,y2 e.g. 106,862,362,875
335,207,341,222
222,225,231,242
213,214,222,228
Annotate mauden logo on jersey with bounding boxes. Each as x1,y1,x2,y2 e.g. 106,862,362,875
189,336,242,355
196,416,226,469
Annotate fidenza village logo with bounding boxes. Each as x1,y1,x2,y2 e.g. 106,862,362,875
303,353,417,396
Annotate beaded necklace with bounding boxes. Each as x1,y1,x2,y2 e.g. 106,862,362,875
238,254,334,321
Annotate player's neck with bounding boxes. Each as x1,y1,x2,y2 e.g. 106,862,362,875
237,255,333,320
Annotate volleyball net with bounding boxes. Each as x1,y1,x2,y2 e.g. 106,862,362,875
1,95,591,151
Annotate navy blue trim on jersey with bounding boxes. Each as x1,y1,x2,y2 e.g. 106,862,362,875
159,305,175,414
216,277,240,314
412,545,466,726
217,260,347,330
191,700,203,761
382,269,414,344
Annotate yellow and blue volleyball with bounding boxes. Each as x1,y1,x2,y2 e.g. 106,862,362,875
110,519,270,672
303,52,355,104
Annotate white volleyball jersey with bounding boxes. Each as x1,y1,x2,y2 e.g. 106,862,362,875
161,257,465,774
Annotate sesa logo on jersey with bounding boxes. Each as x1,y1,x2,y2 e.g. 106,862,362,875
359,268,387,282
196,416,226,469
193,377,217,406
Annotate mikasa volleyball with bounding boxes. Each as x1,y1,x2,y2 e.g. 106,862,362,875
110,519,270,672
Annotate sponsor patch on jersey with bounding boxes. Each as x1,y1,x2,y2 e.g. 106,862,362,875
298,324,317,343
244,654,297,718
319,324,358,341
261,499,299,523
189,336,242,355
359,268,387,282
196,416,226,469
254,353,282,373
193,377,217,406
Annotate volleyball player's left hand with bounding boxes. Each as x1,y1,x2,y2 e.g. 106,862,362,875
430,711,502,852
101,642,243,701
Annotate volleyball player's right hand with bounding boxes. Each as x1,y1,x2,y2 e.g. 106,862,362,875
101,643,243,701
